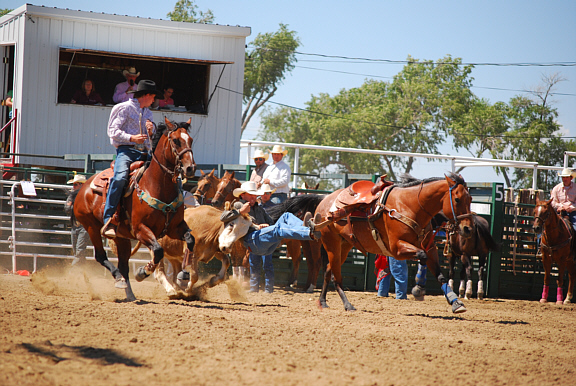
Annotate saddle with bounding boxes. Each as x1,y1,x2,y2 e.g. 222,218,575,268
328,175,394,222
90,161,145,196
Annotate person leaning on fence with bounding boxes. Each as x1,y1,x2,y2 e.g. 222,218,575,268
261,145,291,205
551,167,576,231
65,174,90,266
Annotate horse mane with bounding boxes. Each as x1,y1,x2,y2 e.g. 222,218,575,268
474,215,500,252
151,120,191,153
267,194,326,223
396,172,465,188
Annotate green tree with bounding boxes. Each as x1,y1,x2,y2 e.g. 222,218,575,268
0,9,13,17
261,56,475,180
167,0,214,23
242,24,300,136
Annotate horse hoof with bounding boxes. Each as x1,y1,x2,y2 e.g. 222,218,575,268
135,266,150,282
564,299,572,305
539,298,548,304
411,285,426,298
452,300,467,313
345,305,357,311
556,301,564,305
478,292,484,300
115,278,128,289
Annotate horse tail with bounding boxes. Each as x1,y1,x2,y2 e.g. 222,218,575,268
475,215,500,252
267,194,326,223
131,241,142,257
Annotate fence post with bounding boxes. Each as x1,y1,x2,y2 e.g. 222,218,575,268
487,182,505,298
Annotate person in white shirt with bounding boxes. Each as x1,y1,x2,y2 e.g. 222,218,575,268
261,145,291,205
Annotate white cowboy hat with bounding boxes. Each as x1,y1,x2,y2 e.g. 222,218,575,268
233,181,265,197
270,145,288,156
260,183,276,194
558,168,576,178
252,149,269,161
67,174,87,184
122,67,140,77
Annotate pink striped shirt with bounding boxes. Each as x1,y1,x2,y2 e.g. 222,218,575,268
550,181,576,212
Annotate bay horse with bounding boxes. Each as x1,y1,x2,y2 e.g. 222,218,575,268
193,169,219,205
71,118,196,301
267,194,325,292
211,170,241,209
444,214,499,300
153,203,253,297
308,173,473,312
532,197,576,304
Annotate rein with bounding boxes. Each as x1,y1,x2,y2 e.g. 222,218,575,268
537,204,573,252
150,127,193,183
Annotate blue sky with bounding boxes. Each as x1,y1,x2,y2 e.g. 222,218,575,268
4,1,576,184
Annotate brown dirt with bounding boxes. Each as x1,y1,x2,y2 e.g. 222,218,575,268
1,265,575,386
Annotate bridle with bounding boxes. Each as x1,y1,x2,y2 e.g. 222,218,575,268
194,180,214,205
416,180,472,227
212,178,236,205
534,204,551,226
151,126,194,183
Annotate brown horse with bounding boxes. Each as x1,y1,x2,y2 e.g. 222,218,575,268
532,197,576,304
443,214,499,300
193,169,219,205
308,173,472,312
211,170,241,209
71,118,196,301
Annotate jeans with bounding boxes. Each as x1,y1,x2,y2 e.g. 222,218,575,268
103,146,147,223
71,226,90,258
377,256,408,299
249,253,274,292
270,192,288,205
244,212,312,256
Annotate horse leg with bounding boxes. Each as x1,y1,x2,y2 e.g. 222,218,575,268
477,254,486,300
285,239,301,289
155,255,180,298
462,254,473,300
303,240,321,293
114,238,136,302
177,249,192,290
565,256,576,304
540,252,552,303
87,224,125,287
555,256,566,305
330,244,355,311
185,251,200,295
135,239,163,282
448,253,456,292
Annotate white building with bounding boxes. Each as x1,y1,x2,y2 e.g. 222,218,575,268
0,4,250,170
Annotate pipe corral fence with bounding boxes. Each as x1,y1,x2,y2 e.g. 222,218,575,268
2,145,576,300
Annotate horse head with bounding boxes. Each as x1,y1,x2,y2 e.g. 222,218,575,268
155,117,196,179
212,171,240,208
218,201,253,253
194,169,219,205
533,197,553,234
443,173,473,238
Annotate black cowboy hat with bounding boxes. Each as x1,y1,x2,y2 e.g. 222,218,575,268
127,80,163,98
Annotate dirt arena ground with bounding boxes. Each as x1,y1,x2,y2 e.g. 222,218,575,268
1,265,575,386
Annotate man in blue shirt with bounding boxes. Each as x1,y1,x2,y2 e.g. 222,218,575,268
101,80,162,239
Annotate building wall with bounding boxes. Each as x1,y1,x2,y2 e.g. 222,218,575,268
0,5,249,170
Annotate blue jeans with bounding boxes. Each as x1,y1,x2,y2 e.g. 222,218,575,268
270,192,288,205
377,256,408,299
244,212,312,256
249,253,274,292
103,146,147,223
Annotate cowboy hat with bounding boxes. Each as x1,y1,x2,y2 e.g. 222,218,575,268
558,168,576,178
122,67,140,77
270,145,288,156
252,149,269,161
260,183,276,194
233,181,265,197
127,80,163,98
67,174,87,184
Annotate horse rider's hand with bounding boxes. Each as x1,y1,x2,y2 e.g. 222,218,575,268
262,178,270,185
258,224,269,229
145,120,154,134
130,134,148,144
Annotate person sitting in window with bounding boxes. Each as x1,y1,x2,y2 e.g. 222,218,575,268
113,67,140,104
153,85,175,109
70,79,104,105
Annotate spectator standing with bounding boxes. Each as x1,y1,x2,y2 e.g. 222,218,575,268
249,149,269,186
262,145,291,205
65,174,90,266
375,255,409,299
